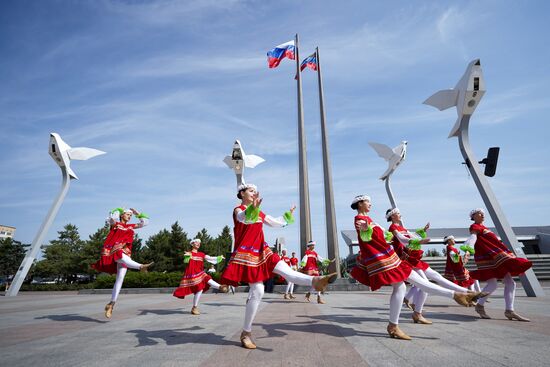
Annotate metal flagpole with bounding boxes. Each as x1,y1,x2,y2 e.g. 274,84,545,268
316,47,340,277
295,34,312,258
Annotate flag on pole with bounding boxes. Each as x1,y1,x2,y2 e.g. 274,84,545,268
300,53,318,72
267,40,296,68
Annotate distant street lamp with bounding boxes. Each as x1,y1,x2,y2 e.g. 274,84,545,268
6,133,105,297
423,59,544,297
369,141,407,209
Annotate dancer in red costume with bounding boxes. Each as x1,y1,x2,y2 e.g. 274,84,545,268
443,235,480,292
285,251,299,299
301,241,333,304
280,249,295,300
387,208,473,325
466,208,532,321
350,195,485,340
173,238,228,315
92,208,153,318
220,183,336,349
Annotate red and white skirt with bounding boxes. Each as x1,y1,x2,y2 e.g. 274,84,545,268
173,271,212,298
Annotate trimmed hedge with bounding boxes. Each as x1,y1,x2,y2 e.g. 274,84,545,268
1,271,224,291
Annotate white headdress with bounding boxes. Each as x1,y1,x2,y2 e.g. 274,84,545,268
307,240,316,247
351,195,371,206
443,235,455,244
385,207,400,220
469,208,484,220
190,238,201,245
237,183,257,193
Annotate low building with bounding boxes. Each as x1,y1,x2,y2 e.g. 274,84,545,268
0,225,16,240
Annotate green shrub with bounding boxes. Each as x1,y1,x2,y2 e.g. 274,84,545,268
93,271,182,289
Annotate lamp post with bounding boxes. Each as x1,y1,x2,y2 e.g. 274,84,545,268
424,59,544,297
6,133,105,296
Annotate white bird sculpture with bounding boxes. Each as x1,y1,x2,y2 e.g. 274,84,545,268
49,133,106,180
369,141,407,180
223,139,265,186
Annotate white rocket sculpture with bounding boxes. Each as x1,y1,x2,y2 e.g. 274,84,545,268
7,133,105,296
368,141,408,180
223,140,265,186
423,59,486,138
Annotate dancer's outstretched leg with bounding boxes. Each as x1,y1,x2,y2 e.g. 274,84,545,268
207,278,228,292
117,253,153,271
273,261,335,304
407,271,483,307
424,267,470,292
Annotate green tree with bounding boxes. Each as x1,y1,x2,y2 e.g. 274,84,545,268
211,225,233,271
80,225,109,277
0,238,27,281
140,222,189,273
194,228,213,254
34,224,84,284
170,222,190,271
425,248,442,257
141,229,171,272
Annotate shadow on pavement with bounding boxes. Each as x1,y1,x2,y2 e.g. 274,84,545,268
35,314,107,323
201,302,244,307
297,313,385,324
256,320,439,341
138,309,187,316
127,327,256,349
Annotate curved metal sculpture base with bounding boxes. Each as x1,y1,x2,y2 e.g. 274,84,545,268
457,115,544,297
6,170,71,296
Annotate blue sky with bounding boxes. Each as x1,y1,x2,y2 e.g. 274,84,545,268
1,0,549,259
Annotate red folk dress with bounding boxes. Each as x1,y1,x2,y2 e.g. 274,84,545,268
389,223,430,271
91,221,136,274
290,257,299,270
468,223,532,281
173,251,213,298
220,205,281,286
351,215,412,291
302,250,321,276
444,245,476,288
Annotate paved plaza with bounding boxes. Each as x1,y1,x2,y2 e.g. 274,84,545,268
1,286,550,367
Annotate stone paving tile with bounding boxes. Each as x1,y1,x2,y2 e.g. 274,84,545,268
0,288,549,366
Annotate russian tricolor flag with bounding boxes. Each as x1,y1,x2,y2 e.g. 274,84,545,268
267,40,296,68
300,53,318,72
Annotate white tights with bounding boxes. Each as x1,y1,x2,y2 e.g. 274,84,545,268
192,279,222,307
469,280,481,292
389,271,456,324
424,267,470,292
285,282,295,294
110,254,142,302
477,273,516,310
243,260,316,332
